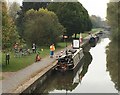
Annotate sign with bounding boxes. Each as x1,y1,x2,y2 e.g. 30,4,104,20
72,39,80,49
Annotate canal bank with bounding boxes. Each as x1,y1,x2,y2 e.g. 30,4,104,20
32,32,118,94
2,31,101,94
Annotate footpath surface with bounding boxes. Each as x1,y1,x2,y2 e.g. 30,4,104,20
1,48,68,93
1,35,91,94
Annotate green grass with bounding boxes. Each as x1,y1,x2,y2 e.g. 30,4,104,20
1,28,102,72
56,42,71,49
2,52,36,72
91,28,103,33
1,42,71,72
72,28,103,38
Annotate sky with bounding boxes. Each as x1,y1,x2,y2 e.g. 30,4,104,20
79,0,110,20
8,0,110,20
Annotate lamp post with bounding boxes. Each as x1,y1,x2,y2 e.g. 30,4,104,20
63,35,68,55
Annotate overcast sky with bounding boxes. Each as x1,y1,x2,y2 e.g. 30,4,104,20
79,0,109,20
8,0,110,20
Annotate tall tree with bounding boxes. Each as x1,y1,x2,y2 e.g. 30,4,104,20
23,8,66,46
106,41,119,91
47,2,92,38
0,1,2,49
21,1,50,12
17,2,92,38
16,1,50,37
107,2,120,41
106,2,120,91
8,1,20,21
2,1,20,49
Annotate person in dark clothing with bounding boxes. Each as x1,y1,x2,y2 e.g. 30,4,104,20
6,53,10,65
32,43,36,53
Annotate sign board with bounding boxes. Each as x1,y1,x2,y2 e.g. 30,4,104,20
72,38,80,49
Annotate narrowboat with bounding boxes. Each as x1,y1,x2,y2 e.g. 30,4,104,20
89,33,100,47
55,48,84,72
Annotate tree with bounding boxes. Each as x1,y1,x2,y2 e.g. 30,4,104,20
0,1,2,48
2,1,20,49
47,2,92,38
8,1,20,21
90,15,104,28
23,8,66,46
107,2,120,41
106,1,120,91
16,1,50,37
106,41,119,91
17,2,92,38
21,1,50,12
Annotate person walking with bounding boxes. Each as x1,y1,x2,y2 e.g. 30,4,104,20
32,43,36,53
50,44,55,58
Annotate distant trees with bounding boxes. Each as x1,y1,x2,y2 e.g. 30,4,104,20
47,2,92,38
8,2,20,21
90,15,105,28
2,1,20,49
23,8,66,46
107,2,120,41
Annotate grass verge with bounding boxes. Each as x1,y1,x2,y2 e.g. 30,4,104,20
1,42,71,72
1,28,102,72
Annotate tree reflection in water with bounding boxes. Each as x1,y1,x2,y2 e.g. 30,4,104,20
106,41,120,91
79,51,92,81
34,50,93,94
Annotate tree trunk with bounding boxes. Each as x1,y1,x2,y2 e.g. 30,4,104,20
75,33,77,38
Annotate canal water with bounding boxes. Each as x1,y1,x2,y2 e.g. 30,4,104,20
34,32,118,93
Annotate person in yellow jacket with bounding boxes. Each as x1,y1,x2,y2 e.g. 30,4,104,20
50,44,55,58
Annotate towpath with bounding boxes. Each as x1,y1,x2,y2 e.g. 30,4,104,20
1,32,95,93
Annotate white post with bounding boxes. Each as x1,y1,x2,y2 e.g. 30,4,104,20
79,33,82,43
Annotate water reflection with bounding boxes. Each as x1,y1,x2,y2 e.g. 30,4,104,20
33,35,118,93
75,38,117,93
79,51,93,81
106,40,120,91
34,50,93,94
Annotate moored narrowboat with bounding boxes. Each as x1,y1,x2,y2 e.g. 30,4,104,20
55,48,84,72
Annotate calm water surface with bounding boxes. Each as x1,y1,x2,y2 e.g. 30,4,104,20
35,36,118,93
71,38,117,93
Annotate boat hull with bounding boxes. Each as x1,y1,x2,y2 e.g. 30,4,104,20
55,48,84,72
